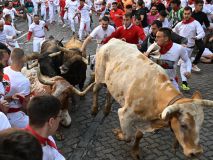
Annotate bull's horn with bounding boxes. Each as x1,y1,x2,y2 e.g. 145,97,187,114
57,46,71,53
146,42,160,54
57,46,82,56
27,61,38,69
48,51,62,57
69,82,95,96
82,57,88,64
161,103,186,120
37,67,54,85
193,99,213,107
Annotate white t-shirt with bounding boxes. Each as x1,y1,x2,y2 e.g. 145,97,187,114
77,4,91,22
3,24,19,45
3,66,31,109
66,0,78,16
3,8,17,20
42,136,65,160
0,112,11,131
29,20,46,38
90,25,115,48
173,20,205,47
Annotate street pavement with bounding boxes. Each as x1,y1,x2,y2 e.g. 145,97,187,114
15,16,213,160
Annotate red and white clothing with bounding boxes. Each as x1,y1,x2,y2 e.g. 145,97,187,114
102,24,146,45
27,20,47,52
0,112,11,131
157,42,191,90
173,18,205,48
41,0,47,21
90,25,115,49
77,3,91,40
3,7,17,22
25,125,65,160
32,0,39,14
48,0,55,23
65,0,78,32
3,66,30,128
4,22,21,50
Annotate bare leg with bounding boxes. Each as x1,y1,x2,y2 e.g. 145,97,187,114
131,130,143,160
103,89,112,116
91,83,102,116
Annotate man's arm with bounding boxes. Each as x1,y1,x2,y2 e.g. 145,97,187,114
140,36,149,52
81,35,93,56
195,21,205,40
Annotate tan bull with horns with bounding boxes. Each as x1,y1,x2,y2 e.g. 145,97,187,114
92,38,213,159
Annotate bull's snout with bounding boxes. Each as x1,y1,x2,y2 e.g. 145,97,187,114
185,146,203,157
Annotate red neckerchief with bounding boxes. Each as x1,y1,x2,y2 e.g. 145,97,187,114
182,17,195,24
4,22,12,25
78,4,84,10
25,125,58,150
159,40,173,55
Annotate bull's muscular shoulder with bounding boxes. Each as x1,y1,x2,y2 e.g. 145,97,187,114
97,39,173,119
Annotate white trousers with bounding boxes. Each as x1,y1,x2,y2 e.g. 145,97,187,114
27,13,33,28
68,15,76,32
78,21,91,40
33,37,45,52
180,48,192,82
171,78,180,91
7,111,29,128
33,3,38,15
49,4,54,23
41,3,47,21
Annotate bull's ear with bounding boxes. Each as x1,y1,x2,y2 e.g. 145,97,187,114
192,91,202,99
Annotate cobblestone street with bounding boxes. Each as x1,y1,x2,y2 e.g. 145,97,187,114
15,16,213,160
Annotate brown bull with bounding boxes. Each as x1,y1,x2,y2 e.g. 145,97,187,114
22,66,94,126
92,38,213,159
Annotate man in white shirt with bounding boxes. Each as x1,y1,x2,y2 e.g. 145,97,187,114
81,16,115,69
73,0,92,41
146,28,191,91
26,95,65,160
26,15,49,52
3,48,31,128
3,14,22,51
3,1,23,24
173,6,205,90
64,0,78,34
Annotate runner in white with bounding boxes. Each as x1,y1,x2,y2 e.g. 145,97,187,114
64,0,79,34
3,49,31,128
73,0,94,41
25,15,49,52
3,15,22,51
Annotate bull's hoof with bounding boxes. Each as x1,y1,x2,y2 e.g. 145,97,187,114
131,149,140,160
103,110,110,117
112,128,125,141
91,107,98,116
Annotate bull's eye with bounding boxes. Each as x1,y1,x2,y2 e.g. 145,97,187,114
181,124,188,130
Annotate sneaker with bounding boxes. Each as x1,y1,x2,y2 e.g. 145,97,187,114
192,65,201,72
62,24,67,28
181,84,190,91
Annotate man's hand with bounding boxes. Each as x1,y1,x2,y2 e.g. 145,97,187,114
12,93,25,100
184,72,191,79
0,100,9,113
